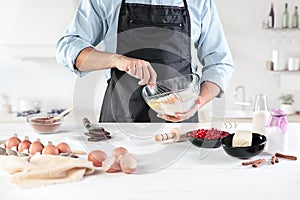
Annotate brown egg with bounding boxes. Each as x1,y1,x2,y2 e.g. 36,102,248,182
120,154,138,174
29,139,44,154
56,142,71,153
6,134,21,150
88,150,108,167
42,142,59,155
112,147,128,161
18,136,32,153
102,156,121,173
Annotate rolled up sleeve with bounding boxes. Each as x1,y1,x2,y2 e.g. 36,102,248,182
56,0,108,77
197,0,234,97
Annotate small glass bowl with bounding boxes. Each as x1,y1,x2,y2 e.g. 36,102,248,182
27,113,63,134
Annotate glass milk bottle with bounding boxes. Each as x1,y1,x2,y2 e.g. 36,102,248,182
252,94,269,135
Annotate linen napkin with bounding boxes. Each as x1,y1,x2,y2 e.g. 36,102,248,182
0,154,95,189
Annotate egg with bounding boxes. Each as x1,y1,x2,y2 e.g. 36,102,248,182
42,142,59,155
56,142,71,153
112,147,128,161
18,136,32,153
120,154,138,174
102,156,121,173
29,139,44,154
6,134,21,150
88,150,108,167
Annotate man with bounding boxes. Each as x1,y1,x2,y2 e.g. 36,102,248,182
56,0,234,122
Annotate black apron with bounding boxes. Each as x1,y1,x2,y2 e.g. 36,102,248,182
99,0,198,122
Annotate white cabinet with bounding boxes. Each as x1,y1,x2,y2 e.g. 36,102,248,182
0,0,80,58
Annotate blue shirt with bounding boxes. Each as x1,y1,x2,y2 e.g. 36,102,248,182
56,0,234,97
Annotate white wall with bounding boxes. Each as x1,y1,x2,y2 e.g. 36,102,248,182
0,0,299,115
215,0,300,111
0,51,77,112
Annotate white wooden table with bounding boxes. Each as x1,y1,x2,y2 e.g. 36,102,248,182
0,122,299,200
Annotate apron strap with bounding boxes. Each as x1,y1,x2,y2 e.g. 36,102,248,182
122,0,188,8
183,0,188,9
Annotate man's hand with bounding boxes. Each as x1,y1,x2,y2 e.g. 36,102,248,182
157,81,221,122
75,47,157,85
112,55,157,85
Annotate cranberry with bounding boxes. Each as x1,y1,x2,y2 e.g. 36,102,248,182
188,128,228,140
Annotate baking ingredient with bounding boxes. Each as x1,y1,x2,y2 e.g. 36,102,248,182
112,147,128,161
56,142,71,153
29,139,44,154
271,155,279,164
252,111,269,134
87,134,112,142
88,150,108,167
120,154,138,174
187,128,228,140
18,136,32,153
242,158,266,168
232,130,252,147
252,94,269,135
6,134,21,150
102,156,121,173
252,159,266,168
28,116,62,133
275,152,297,160
242,159,258,166
42,142,59,155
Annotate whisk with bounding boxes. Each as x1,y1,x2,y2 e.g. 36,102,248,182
147,83,178,103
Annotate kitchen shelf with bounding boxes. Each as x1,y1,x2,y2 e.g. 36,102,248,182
267,70,300,75
263,27,300,31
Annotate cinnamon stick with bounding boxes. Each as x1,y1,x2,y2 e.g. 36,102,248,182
275,153,297,161
271,156,278,164
242,159,261,166
252,159,266,168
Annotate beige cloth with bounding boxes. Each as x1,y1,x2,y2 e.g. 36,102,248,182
0,154,95,189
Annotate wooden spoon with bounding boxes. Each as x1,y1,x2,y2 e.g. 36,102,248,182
48,105,77,122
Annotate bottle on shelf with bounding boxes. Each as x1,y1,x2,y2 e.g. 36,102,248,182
282,3,289,28
292,6,299,28
268,3,275,28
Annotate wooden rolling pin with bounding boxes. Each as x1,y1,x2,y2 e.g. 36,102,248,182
154,125,198,143
154,131,186,143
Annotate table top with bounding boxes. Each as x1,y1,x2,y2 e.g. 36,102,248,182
0,122,300,200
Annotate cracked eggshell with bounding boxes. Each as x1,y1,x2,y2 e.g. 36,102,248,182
88,150,108,167
102,156,121,173
120,154,138,174
112,147,128,162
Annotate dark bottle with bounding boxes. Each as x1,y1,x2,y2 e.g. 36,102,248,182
268,3,275,28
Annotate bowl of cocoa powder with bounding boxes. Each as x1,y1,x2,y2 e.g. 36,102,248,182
27,113,63,134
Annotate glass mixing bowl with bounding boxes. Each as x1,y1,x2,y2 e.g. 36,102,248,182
142,73,200,116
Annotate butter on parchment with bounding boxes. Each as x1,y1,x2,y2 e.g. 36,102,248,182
232,130,252,147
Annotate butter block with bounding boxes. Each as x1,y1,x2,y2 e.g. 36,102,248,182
232,130,252,147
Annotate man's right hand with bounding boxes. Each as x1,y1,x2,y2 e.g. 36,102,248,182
75,47,156,85
111,55,157,85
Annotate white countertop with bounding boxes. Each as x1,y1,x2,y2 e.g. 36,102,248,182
0,122,300,200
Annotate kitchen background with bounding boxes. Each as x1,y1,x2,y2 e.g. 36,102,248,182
0,0,299,120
